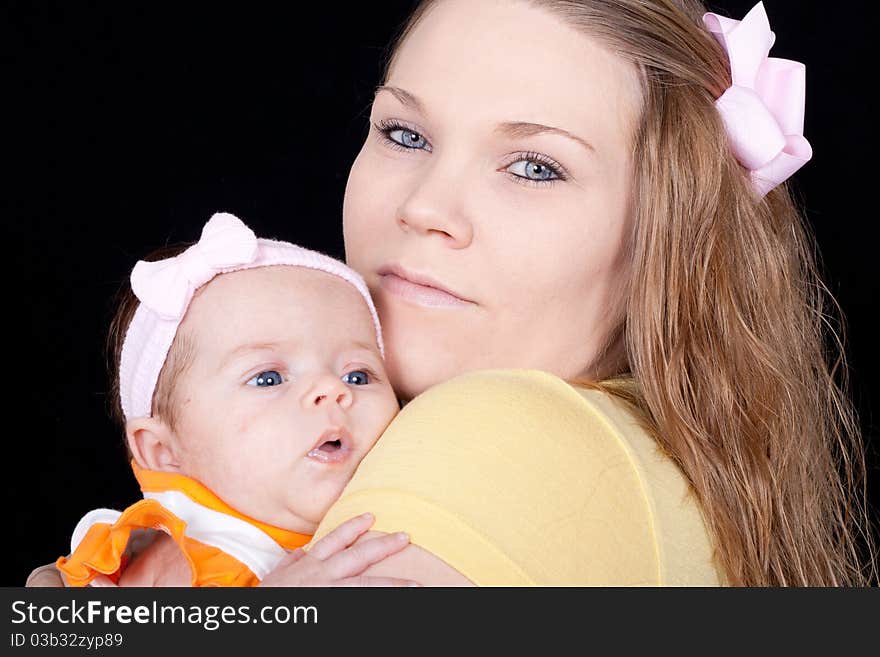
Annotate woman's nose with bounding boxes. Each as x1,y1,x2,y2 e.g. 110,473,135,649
302,375,353,410
396,160,474,248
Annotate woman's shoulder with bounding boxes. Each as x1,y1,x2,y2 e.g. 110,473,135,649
409,366,594,400
402,367,624,421
385,368,722,585
322,368,721,585
400,368,646,456
406,369,673,462
374,368,658,513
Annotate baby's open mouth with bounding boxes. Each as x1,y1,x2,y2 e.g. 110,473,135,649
307,428,353,464
317,439,342,453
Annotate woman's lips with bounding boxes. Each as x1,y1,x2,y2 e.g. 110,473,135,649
378,266,473,308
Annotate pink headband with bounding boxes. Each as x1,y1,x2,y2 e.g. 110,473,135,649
703,2,813,197
119,212,384,421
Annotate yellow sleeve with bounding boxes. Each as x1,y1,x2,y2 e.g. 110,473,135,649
315,369,664,586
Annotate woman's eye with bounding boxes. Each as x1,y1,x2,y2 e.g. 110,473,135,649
505,158,562,182
246,370,285,387
342,370,371,386
389,128,427,149
375,121,432,151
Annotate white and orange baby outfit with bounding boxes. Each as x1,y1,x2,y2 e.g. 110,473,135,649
57,461,312,587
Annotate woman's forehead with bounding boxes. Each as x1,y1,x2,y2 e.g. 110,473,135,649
385,0,642,151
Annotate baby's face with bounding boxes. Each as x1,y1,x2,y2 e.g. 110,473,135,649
168,266,399,534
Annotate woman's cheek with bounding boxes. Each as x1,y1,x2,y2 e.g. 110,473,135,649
342,167,371,266
344,152,393,256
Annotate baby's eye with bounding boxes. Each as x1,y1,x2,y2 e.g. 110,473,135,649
246,370,285,387
342,370,371,386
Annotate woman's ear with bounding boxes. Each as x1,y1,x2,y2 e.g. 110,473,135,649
126,417,183,473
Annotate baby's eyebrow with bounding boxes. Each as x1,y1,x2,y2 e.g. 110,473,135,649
219,341,282,369
340,341,384,365
348,339,380,354
219,340,380,370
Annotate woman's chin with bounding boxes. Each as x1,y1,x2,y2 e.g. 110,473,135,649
384,346,463,403
386,361,439,403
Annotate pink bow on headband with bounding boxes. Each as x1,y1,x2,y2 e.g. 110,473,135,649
131,213,258,320
703,2,813,197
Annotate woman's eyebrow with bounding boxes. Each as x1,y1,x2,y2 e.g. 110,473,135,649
375,85,595,155
495,121,596,155
375,85,425,113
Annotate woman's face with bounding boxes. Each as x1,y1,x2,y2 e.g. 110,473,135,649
343,0,642,400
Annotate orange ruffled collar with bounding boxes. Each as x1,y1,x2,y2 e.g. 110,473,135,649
131,460,312,550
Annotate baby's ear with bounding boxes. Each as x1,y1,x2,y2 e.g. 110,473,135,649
126,417,183,473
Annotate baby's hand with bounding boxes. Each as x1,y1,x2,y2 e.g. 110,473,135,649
118,532,192,587
259,513,420,587
26,563,65,587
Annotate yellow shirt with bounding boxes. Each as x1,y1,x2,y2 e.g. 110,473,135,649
315,369,723,586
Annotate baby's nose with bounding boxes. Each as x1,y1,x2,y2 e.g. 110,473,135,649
306,376,352,409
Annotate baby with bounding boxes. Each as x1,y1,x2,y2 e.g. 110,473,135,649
57,212,402,586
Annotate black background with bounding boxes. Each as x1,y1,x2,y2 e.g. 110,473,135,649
4,1,878,585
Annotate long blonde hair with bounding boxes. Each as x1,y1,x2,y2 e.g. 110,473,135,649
384,0,876,586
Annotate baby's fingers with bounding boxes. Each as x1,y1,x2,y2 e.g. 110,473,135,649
277,548,307,565
307,513,375,561
326,531,411,579
337,576,422,587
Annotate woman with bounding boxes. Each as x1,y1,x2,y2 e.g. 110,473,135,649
31,0,876,586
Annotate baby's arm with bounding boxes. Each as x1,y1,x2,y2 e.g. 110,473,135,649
111,514,420,587
116,532,192,586
29,514,418,587
26,532,193,588
25,563,65,587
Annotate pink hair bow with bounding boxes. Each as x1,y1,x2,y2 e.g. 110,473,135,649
131,212,258,320
703,2,813,197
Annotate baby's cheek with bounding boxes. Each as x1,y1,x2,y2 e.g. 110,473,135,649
204,461,254,509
